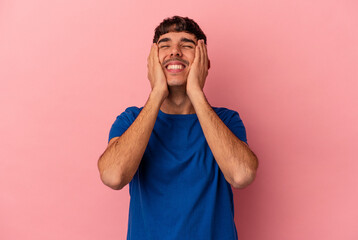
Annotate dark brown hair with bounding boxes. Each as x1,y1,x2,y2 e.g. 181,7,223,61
153,16,207,44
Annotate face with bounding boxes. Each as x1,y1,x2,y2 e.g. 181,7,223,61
157,31,197,87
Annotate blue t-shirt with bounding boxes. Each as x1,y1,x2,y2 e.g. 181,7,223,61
108,107,247,240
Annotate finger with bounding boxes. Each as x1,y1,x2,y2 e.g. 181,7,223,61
199,40,205,66
151,43,157,61
193,41,200,65
153,43,161,64
148,43,155,65
148,44,153,62
150,43,155,56
202,40,208,69
199,40,208,70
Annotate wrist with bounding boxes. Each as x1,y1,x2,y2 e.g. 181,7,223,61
187,86,204,99
150,88,168,104
187,88,206,106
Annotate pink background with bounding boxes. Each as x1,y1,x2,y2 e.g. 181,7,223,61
1,0,357,239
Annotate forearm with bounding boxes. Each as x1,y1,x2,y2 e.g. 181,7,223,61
188,90,258,188
98,91,165,190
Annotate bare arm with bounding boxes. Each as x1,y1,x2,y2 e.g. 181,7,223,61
97,44,168,190
189,91,258,188
187,40,258,188
98,92,165,190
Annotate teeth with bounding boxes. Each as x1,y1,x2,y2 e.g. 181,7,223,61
167,65,184,70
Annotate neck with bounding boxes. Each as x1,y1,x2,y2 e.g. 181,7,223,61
160,86,195,114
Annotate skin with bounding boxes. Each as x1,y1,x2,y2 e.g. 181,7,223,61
98,31,258,190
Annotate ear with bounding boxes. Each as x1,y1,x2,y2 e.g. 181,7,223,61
208,59,211,70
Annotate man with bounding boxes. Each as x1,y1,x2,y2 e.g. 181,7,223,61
98,16,258,240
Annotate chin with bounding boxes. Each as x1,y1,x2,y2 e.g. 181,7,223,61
166,77,187,87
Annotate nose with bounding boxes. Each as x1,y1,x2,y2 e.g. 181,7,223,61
170,45,182,57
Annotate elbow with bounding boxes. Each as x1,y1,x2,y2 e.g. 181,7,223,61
99,170,127,190
232,156,258,189
231,170,257,189
98,156,128,190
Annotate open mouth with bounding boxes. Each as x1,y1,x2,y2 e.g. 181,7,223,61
167,64,185,70
165,61,186,73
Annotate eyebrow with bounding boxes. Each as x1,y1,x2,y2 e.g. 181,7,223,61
157,37,196,45
181,38,196,45
157,38,170,44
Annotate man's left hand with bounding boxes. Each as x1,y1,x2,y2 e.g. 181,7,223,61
186,39,210,96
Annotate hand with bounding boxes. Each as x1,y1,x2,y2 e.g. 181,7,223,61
186,39,210,96
147,43,169,100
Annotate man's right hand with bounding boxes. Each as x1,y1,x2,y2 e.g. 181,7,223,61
147,43,169,100
99,46,168,189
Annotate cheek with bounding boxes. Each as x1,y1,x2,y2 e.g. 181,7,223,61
158,52,166,65
187,53,196,65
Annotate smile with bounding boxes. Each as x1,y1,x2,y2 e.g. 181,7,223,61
164,60,187,73
167,64,184,70
165,64,186,73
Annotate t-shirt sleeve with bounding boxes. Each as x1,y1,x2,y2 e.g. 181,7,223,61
215,108,248,145
227,111,248,145
108,107,141,143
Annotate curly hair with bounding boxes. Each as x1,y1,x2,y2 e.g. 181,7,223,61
153,16,207,44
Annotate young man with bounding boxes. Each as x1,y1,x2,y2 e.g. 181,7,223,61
98,16,258,240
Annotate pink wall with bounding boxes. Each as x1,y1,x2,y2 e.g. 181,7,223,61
1,0,357,239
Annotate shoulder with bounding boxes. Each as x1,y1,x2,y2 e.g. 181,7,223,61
212,107,238,115
110,106,144,130
212,107,242,124
113,106,143,122
213,106,248,144
108,106,143,143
